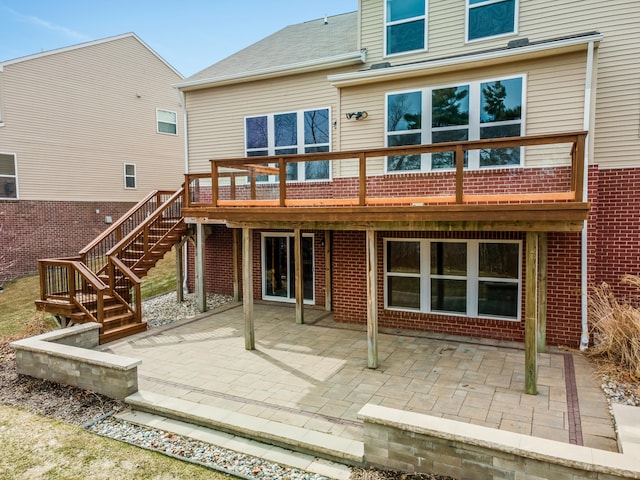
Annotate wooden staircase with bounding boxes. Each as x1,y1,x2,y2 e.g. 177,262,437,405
37,188,186,343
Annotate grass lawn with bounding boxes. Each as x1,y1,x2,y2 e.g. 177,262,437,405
0,405,234,480
0,251,233,479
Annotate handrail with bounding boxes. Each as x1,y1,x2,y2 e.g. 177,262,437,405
80,190,170,255
108,256,141,319
191,132,587,209
80,189,176,275
107,187,184,258
38,258,107,324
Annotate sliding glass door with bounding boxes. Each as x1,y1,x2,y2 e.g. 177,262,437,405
262,233,314,303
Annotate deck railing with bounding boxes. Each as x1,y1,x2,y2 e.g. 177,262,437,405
185,132,587,209
38,258,107,324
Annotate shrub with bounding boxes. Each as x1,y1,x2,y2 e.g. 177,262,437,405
587,275,640,381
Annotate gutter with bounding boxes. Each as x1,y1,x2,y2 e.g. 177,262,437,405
580,40,596,351
174,50,366,91
328,32,603,87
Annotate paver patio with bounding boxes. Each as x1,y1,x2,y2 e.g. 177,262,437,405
100,301,618,452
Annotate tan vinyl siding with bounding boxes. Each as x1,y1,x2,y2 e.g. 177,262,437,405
359,0,640,170
0,35,184,201
339,52,587,175
185,67,356,175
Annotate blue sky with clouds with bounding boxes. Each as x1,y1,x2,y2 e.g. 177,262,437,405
0,1,358,77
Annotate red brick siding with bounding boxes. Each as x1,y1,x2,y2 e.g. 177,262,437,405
0,200,134,280
595,168,640,302
189,227,327,307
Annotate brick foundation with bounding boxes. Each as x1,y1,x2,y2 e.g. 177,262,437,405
189,165,640,348
0,200,134,280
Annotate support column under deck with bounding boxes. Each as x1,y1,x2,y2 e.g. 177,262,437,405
195,223,207,314
243,228,255,350
525,231,539,395
366,229,378,369
175,240,184,303
294,228,304,324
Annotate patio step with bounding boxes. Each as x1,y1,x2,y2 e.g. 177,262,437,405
124,390,364,467
114,409,352,480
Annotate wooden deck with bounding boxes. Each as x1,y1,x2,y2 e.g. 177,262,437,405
183,132,589,232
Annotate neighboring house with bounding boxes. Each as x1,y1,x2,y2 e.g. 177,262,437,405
175,1,639,362
0,33,184,280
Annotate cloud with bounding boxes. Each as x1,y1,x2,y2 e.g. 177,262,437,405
1,4,90,42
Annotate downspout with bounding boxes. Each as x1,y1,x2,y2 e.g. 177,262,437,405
177,88,190,296
580,40,595,351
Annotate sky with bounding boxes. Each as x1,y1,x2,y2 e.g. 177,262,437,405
0,1,358,77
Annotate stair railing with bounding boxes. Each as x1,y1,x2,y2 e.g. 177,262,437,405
108,256,142,320
80,190,176,276
38,258,107,324
107,187,185,273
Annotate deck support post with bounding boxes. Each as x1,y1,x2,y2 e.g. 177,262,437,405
324,231,331,311
294,228,304,324
537,233,548,353
366,229,378,369
233,229,240,302
525,232,539,395
195,223,207,313
243,228,255,350
175,240,184,303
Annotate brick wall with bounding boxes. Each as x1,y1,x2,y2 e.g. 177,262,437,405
190,165,640,348
0,200,135,280
594,168,640,303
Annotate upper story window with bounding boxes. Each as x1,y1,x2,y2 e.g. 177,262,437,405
245,108,331,182
157,109,177,135
385,0,427,56
467,0,517,42
0,153,17,199
385,238,521,320
386,75,523,173
124,163,136,189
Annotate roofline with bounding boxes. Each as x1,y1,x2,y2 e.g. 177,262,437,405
175,50,367,91
327,32,603,87
0,33,183,79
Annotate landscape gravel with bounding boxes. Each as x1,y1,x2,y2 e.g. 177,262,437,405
1,291,639,480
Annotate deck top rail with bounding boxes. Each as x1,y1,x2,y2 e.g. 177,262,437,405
184,132,587,210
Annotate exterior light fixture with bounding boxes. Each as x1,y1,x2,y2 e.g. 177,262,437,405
345,111,368,120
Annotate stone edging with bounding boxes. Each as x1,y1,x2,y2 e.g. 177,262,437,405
10,323,141,400
358,404,640,479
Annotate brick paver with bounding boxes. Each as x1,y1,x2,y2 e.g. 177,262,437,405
101,302,618,452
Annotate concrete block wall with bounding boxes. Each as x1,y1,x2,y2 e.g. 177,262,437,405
359,404,640,480
10,323,141,400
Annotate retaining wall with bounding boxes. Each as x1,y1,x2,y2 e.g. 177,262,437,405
10,323,140,400
359,404,640,480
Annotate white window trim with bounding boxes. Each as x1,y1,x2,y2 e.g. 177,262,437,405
383,238,522,321
384,74,527,174
261,232,315,305
156,108,178,135
465,0,519,44
124,163,137,190
384,0,429,58
244,107,332,183
0,152,18,200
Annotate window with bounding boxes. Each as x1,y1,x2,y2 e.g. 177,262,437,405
157,109,177,135
385,0,427,56
262,233,315,303
384,239,521,320
386,76,523,172
245,108,330,182
0,153,17,199
467,0,517,42
124,163,136,189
